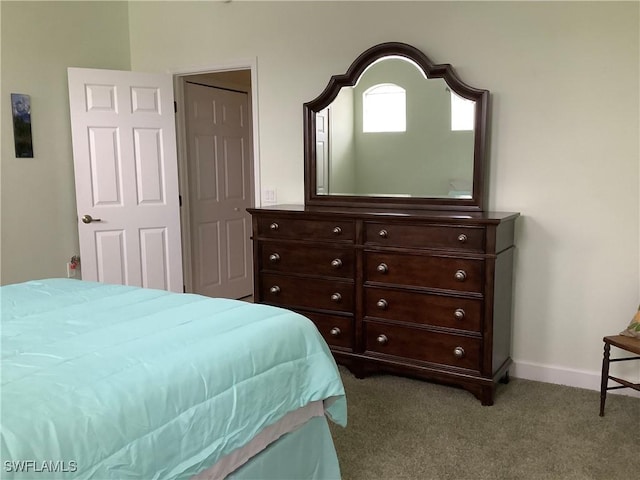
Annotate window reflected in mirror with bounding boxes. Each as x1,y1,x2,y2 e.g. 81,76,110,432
450,90,475,131
363,83,406,133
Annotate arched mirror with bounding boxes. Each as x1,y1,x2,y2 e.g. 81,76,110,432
304,42,489,211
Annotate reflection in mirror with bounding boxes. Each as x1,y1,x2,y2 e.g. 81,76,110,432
317,57,475,199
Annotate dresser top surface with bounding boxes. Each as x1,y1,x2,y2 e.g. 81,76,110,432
248,204,520,224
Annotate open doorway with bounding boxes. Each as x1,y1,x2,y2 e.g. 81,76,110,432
175,69,256,300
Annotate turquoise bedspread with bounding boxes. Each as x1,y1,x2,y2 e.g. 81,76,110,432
1,279,346,479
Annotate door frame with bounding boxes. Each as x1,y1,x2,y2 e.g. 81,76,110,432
172,59,261,293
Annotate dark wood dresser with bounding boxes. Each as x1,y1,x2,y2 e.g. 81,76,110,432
250,42,521,404
248,204,519,405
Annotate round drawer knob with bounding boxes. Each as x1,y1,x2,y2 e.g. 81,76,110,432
376,263,389,274
378,229,388,238
453,346,465,358
376,334,389,345
329,327,341,337
269,285,281,295
458,233,468,243
269,222,279,231
330,258,343,268
332,226,342,235
331,293,342,303
454,308,466,320
268,253,280,263
376,299,389,310
454,270,467,282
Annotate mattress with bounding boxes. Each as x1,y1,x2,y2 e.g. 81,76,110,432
226,415,341,480
1,279,346,479
194,400,329,479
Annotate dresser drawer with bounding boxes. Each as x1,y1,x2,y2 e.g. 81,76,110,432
364,321,481,371
364,286,482,332
302,311,354,351
260,273,353,312
365,252,484,293
259,243,354,278
257,217,355,242
365,222,484,252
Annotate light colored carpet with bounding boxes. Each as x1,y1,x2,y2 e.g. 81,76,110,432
330,366,639,480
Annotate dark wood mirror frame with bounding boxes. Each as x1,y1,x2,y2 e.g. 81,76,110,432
304,42,490,211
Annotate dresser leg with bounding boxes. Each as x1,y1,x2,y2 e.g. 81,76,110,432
466,383,496,406
351,362,368,379
480,385,495,406
499,371,510,384
337,358,368,379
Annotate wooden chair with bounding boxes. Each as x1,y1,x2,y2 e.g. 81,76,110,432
599,335,640,416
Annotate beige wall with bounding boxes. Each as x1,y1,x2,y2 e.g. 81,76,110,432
1,1,131,283
1,1,639,390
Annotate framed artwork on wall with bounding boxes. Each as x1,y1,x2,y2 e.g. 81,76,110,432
11,93,33,158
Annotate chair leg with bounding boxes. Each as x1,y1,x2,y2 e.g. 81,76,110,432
599,341,611,417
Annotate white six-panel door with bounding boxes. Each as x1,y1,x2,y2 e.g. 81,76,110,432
184,82,253,299
68,68,184,292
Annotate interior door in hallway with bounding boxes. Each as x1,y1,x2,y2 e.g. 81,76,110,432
184,82,253,299
68,68,183,292
315,108,330,194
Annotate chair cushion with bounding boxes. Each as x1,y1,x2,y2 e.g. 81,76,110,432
620,306,640,339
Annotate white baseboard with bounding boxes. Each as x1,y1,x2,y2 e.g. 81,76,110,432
511,360,640,398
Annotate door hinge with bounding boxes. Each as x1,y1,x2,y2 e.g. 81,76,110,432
179,194,182,207
174,101,177,113
183,285,186,293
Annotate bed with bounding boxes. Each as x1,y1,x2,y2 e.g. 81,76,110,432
1,278,346,479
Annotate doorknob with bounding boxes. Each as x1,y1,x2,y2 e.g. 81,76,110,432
81,214,102,224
